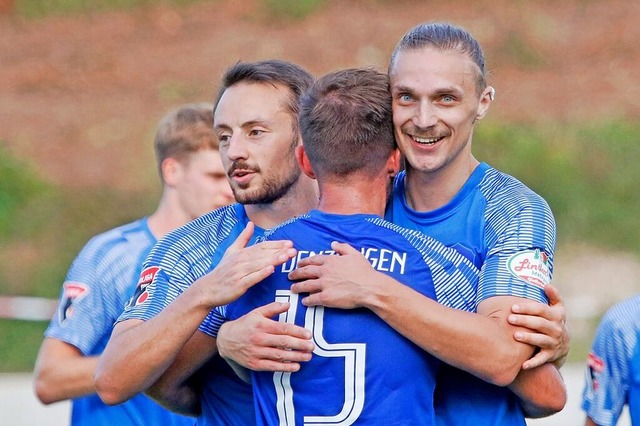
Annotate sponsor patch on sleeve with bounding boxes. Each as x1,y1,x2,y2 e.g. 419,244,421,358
58,282,89,324
125,266,159,310
506,248,551,289
586,351,605,391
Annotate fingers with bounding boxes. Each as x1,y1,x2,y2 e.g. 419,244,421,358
330,241,359,255
544,284,564,306
253,301,291,319
511,301,549,318
522,349,553,370
229,222,255,251
290,279,322,295
288,265,322,281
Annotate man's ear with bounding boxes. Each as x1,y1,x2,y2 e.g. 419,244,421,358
387,149,401,177
476,86,494,121
296,145,316,179
161,157,182,186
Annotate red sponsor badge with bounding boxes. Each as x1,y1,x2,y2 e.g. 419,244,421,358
126,266,159,309
59,282,89,323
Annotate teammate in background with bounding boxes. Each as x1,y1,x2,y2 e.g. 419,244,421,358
217,22,569,424
94,60,319,424
582,294,640,426
33,103,234,425
195,67,482,425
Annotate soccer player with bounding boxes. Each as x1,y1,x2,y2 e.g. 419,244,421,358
218,22,569,424
193,67,481,425
581,294,640,426
94,60,319,424
33,103,234,425
288,22,568,423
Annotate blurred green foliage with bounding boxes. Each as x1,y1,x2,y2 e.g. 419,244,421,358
262,0,324,20
475,120,640,253
0,319,49,372
15,0,206,18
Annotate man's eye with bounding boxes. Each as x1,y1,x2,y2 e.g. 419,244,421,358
400,94,413,102
249,129,264,137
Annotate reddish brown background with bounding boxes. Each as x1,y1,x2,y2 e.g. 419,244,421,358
2,0,639,192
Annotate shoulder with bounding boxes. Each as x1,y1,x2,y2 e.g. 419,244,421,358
146,204,243,268
74,218,151,266
480,166,552,212
599,295,640,332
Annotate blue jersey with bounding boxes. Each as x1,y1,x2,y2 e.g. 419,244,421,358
45,218,194,426
201,210,479,425
386,163,555,426
117,204,257,426
582,295,640,426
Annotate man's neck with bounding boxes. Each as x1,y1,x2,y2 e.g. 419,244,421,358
244,175,319,229
316,174,388,217
404,156,480,212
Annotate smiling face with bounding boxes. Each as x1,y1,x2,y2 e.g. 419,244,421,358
390,47,492,177
214,81,301,205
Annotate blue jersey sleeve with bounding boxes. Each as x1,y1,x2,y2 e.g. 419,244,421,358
478,198,554,305
45,222,151,355
199,306,228,337
117,206,242,323
581,297,640,426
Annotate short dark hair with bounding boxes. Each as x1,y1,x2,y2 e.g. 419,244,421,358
214,60,314,132
299,68,395,178
389,22,487,92
154,102,217,179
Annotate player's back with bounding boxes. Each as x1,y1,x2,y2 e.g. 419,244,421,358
223,209,478,425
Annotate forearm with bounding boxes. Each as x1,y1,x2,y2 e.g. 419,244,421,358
365,276,534,385
146,332,218,416
34,348,99,404
95,284,214,404
509,363,566,417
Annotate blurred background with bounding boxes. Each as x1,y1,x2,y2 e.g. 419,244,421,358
0,0,639,423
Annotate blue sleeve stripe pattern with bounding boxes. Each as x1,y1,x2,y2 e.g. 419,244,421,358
117,205,241,323
366,217,478,312
478,168,556,305
582,295,640,426
45,219,154,355
198,305,227,337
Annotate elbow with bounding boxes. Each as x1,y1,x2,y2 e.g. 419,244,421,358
33,375,60,405
94,372,129,406
482,349,523,387
528,383,567,418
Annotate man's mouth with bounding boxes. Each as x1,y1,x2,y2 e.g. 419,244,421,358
411,135,445,145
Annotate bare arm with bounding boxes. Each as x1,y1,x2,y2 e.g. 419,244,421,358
508,284,570,369
585,417,598,426
95,223,296,404
146,331,219,416
289,242,534,385
33,338,99,404
508,363,567,417
289,242,566,413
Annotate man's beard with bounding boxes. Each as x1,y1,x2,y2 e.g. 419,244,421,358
233,164,301,205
